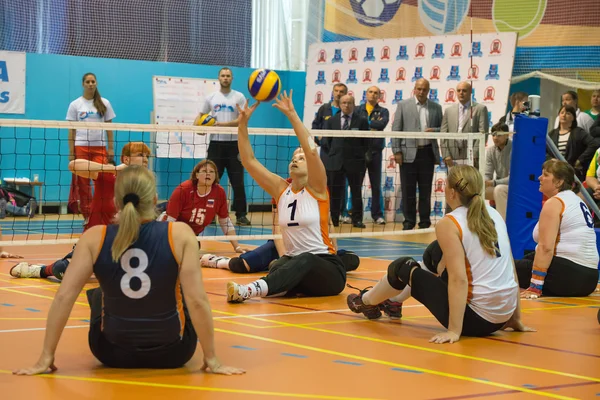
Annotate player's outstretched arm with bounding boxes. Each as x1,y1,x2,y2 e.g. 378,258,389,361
13,226,99,376
273,91,327,196
175,222,245,376
236,101,288,199
68,159,121,179
430,218,468,344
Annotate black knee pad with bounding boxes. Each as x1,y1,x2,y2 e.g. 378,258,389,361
387,257,419,290
337,250,360,272
229,257,249,273
52,258,70,281
423,240,443,274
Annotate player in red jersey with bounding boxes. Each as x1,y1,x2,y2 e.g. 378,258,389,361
164,159,248,253
10,142,151,280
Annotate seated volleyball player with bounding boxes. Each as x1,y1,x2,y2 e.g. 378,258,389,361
347,165,534,343
201,176,360,274
226,91,346,302
14,166,244,375
164,159,247,253
517,160,599,299
9,142,151,280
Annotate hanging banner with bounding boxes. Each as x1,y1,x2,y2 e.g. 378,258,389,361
0,51,26,114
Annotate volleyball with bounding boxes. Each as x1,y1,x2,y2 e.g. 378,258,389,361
418,0,470,35
195,113,216,126
248,69,281,102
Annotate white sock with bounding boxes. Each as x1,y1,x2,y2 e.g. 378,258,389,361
216,257,231,269
241,279,269,299
389,286,412,303
362,276,402,306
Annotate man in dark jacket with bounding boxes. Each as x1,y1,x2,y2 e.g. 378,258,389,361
322,95,370,228
356,86,389,225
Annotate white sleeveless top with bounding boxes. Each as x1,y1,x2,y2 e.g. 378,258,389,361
533,190,599,269
446,206,518,324
277,184,335,257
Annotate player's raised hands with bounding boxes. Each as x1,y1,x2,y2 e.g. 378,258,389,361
236,100,259,125
272,90,296,116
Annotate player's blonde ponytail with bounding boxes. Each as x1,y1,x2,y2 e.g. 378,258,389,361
447,165,499,257
111,166,157,261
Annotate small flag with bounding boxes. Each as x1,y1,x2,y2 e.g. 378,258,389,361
207,199,215,208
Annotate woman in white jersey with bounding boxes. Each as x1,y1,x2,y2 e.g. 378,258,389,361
518,160,599,299
226,91,346,303
66,72,116,221
347,165,533,343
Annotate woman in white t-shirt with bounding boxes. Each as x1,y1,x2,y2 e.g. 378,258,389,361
347,165,533,344
66,72,116,220
518,160,599,299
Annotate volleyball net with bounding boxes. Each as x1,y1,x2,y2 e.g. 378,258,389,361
0,119,484,246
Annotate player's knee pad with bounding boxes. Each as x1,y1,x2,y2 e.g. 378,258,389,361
423,240,443,274
229,257,249,274
387,257,419,290
337,249,360,272
52,258,70,281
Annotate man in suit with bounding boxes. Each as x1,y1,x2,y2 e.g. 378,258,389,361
441,81,489,168
391,78,443,230
357,86,389,225
312,83,348,129
322,95,370,228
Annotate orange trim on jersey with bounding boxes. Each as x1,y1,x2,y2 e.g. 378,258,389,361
553,197,566,256
304,186,336,254
276,184,290,206
446,215,463,240
96,225,107,257
465,259,474,303
175,277,185,337
168,223,181,265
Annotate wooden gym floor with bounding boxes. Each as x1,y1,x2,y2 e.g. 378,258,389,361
1,232,600,399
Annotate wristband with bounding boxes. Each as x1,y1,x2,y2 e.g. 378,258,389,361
235,246,242,251
528,265,547,295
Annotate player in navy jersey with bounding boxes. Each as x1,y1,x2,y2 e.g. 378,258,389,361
226,91,347,303
10,142,151,281
164,159,248,253
14,165,244,375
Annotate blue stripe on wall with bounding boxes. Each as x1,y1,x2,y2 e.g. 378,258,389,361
0,53,306,203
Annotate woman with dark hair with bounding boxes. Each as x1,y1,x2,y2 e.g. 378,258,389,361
547,105,597,180
553,90,594,133
66,72,116,221
518,160,599,299
165,159,247,253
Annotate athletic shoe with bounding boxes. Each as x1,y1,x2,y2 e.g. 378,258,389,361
10,262,43,278
227,281,247,303
346,285,382,320
236,216,251,226
200,254,229,268
374,217,386,225
0,198,6,219
26,198,37,218
379,300,403,319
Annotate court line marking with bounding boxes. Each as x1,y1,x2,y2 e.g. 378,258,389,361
0,327,577,400
3,276,599,384
213,328,576,400
0,285,60,289
210,309,600,384
0,370,383,400
0,325,88,334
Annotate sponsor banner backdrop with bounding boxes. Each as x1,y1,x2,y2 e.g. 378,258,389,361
304,33,517,222
0,51,26,114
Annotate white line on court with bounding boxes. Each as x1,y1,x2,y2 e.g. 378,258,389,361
0,285,60,289
0,325,88,334
213,305,424,320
